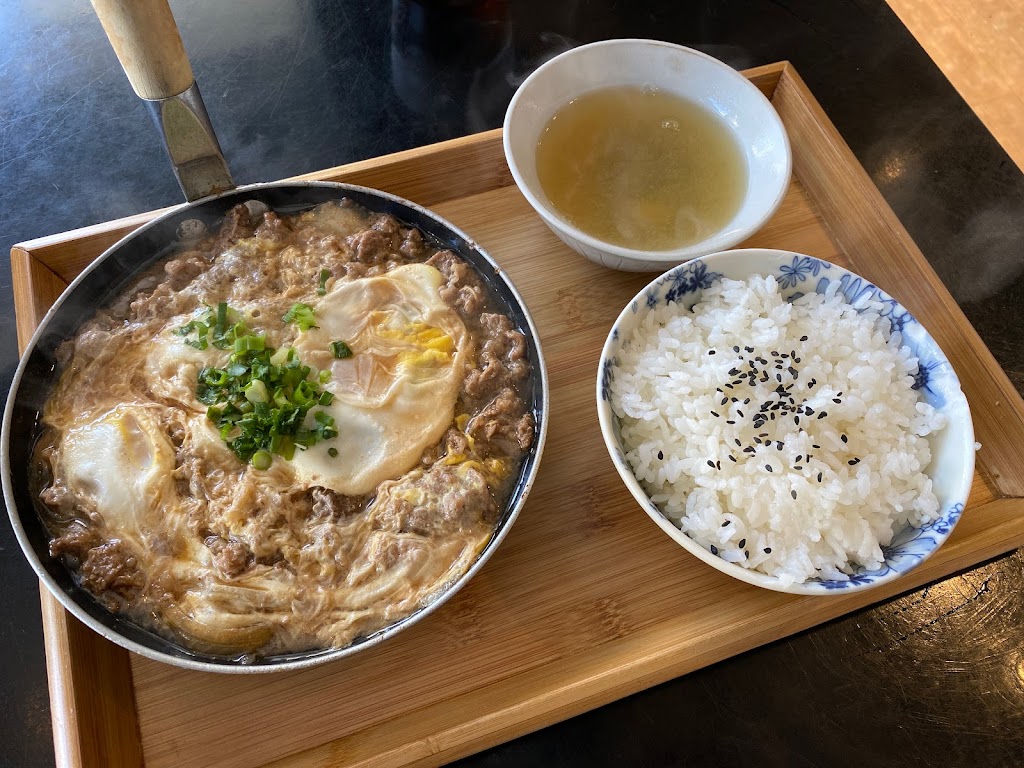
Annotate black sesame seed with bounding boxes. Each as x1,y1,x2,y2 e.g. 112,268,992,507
708,350,716,355
765,464,773,472
817,471,823,482
734,438,742,447
726,420,736,425
733,346,740,353
794,416,801,426
707,460,716,468
841,434,848,443
721,397,728,406
722,520,731,527
800,335,808,341
793,466,803,470
770,413,776,420
738,538,746,548
745,550,750,558
737,410,744,417
804,407,814,416
728,368,740,376
753,437,761,445
812,444,821,449
657,451,664,460
848,458,860,465
764,547,772,554
788,367,798,377
776,373,783,383
759,433,769,438
711,411,720,418
743,398,751,404
791,490,798,499
728,455,737,462
817,411,827,419
771,350,779,356
744,446,755,453
794,357,801,363
725,383,734,390
833,398,842,404
795,455,803,462
776,442,783,451
716,461,722,470
745,346,754,353
710,545,718,555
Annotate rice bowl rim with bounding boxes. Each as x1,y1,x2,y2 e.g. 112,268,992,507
595,248,975,595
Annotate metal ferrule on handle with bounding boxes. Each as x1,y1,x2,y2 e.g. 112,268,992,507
144,82,233,201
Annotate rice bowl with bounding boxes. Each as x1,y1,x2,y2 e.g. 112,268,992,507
596,249,975,595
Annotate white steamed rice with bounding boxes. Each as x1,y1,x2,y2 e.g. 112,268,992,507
610,275,946,586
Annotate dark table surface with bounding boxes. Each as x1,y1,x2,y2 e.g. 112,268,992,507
3,1,1024,766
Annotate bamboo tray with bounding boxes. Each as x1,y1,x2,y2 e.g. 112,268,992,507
13,62,1024,768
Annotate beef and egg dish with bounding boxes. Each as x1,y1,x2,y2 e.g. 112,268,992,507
33,199,534,656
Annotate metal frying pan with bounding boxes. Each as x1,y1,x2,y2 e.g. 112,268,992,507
1,0,548,673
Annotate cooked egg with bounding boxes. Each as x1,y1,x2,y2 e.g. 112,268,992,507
291,263,469,495
57,406,176,542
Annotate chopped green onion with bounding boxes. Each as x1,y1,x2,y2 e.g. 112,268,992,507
283,303,318,331
270,346,291,366
329,340,353,359
244,379,269,404
251,450,272,471
318,370,331,384
175,319,210,350
234,334,265,353
196,333,339,466
317,269,330,296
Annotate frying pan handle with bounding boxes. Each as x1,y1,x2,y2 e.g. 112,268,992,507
89,0,234,200
90,0,193,100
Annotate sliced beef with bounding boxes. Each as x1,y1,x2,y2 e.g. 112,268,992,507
371,464,496,536
467,388,534,455
310,488,367,520
464,313,529,399
206,536,252,578
79,540,144,595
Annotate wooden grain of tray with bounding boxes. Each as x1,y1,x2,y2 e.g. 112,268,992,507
13,62,1024,768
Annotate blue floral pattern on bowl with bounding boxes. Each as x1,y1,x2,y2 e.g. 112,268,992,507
596,248,975,596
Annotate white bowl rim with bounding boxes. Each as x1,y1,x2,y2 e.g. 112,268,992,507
595,247,976,595
502,38,793,264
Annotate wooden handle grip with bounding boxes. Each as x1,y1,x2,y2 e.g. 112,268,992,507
90,0,194,100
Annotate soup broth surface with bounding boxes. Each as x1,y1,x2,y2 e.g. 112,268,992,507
535,85,748,251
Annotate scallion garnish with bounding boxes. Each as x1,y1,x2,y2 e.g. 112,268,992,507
174,302,247,351
317,269,330,296
183,302,337,468
283,303,318,331
329,340,353,359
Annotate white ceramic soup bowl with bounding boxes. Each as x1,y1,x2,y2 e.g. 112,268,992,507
596,248,975,594
503,39,791,272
